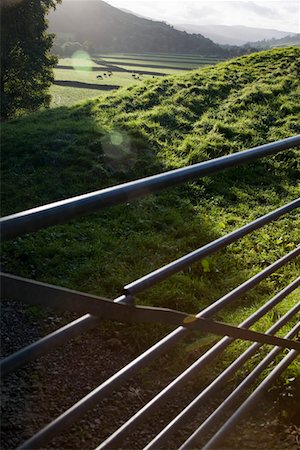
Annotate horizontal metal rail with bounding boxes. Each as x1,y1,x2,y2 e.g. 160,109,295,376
204,347,300,450
97,281,300,450
144,295,300,450
2,202,299,374
2,136,299,450
180,320,300,450
1,135,299,240
204,347,299,448
13,250,299,450
124,198,300,295
2,274,300,369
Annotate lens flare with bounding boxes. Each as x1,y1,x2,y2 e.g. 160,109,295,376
110,131,123,146
101,130,138,173
72,50,93,74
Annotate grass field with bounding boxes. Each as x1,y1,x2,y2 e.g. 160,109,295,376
51,53,223,107
3,48,300,384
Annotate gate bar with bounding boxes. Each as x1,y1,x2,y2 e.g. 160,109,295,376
203,348,300,449
15,255,299,450
124,199,300,295
194,321,300,450
1,135,299,240
144,297,300,450
2,203,299,374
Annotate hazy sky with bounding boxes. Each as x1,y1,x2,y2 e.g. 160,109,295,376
106,0,299,33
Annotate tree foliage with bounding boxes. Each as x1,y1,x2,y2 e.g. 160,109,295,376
0,0,60,119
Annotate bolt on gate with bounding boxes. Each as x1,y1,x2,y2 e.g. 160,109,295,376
1,135,300,449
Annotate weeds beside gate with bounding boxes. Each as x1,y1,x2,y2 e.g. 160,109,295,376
1,135,300,449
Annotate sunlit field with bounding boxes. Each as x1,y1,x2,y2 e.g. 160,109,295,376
51,53,223,107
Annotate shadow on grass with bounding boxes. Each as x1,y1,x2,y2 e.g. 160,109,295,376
1,100,250,315
54,80,120,91
1,98,296,337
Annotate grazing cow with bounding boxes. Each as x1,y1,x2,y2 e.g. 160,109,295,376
103,73,107,77
97,75,103,80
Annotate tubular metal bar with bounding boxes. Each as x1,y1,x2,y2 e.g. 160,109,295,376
124,198,300,295
0,293,128,377
96,280,300,450
201,350,300,450
17,255,299,450
2,275,300,356
3,205,298,375
1,135,300,240
191,321,300,450
144,297,300,450
0,314,99,376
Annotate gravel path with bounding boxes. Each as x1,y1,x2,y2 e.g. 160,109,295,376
1,300,299,450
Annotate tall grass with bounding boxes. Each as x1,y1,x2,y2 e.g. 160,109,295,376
1,47,299,376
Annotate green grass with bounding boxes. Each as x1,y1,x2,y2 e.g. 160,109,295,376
50,84,103,108
51,53,222,107
1,47,300,379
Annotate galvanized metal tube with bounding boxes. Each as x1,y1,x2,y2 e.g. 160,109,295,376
202,349,300,450
17,252,299,450
97,281,300,450
0,314,98,376
145,298,300,450
179,321,300,450
1,135,300,240
201,323,300,450
3,204,298,374
124,199,300,295
0,295,127,376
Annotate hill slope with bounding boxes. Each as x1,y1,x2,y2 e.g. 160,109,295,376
48,0,223,54
173,24,294,46
245,33,300,49
1,48,299,340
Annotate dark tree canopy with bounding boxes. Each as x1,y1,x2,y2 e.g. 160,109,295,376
1,0,60,119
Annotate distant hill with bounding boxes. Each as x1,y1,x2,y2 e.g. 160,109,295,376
173,24,294,46
245,34,300,49
48,0,223,55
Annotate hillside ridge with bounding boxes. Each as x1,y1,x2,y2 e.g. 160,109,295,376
2,47,299,217
48,0,224,55
1,46,299,380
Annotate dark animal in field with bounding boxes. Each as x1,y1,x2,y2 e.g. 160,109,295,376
132,73,141,80
97,75,103,80
103,73,107,76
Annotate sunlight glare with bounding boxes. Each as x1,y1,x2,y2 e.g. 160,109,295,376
110,131,124,146
72,50,93,74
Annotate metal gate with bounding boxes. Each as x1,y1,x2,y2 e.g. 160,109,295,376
1,135,300,449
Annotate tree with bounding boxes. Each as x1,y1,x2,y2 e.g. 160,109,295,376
1,0,60,119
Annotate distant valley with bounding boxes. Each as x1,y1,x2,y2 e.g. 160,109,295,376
173,24,295,46
48,0,224,55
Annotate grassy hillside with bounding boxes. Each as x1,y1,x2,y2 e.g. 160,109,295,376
1,48,300,373
48,0,223,55
246,34,300,49
51,53,223,107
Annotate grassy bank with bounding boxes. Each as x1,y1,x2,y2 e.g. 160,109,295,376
1,47,299,377
51,53,223,107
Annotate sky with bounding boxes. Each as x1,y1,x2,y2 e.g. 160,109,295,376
105,0,300,33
